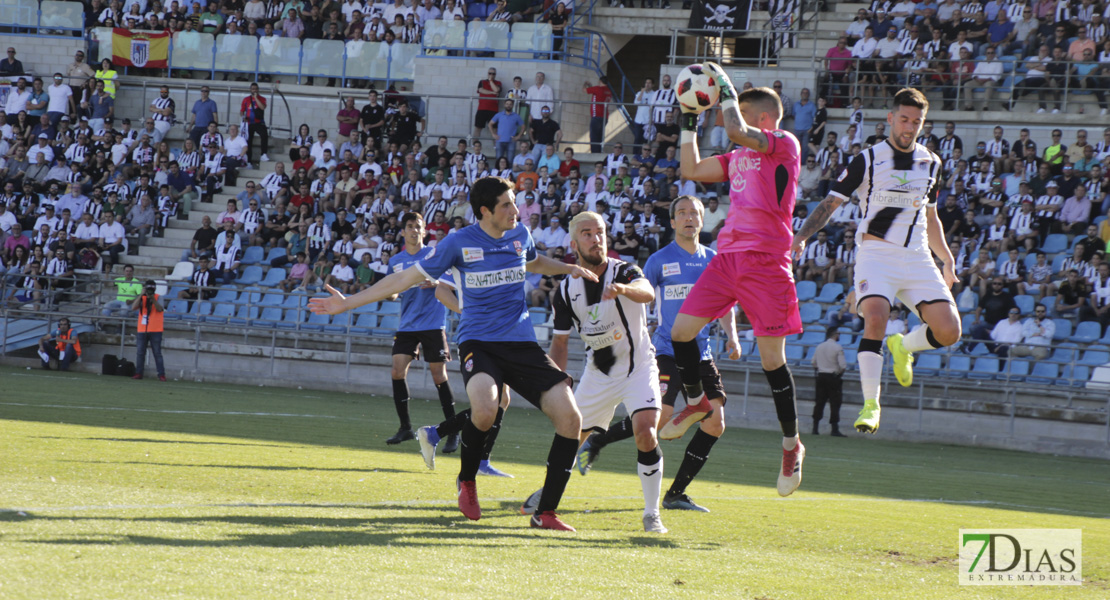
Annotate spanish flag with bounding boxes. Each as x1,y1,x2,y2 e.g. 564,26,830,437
111,28,170,68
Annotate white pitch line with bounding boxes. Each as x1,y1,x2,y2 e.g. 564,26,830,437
3,372,325,400
2,497,1106,518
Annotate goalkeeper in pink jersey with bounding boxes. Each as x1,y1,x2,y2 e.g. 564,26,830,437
667,62,807,497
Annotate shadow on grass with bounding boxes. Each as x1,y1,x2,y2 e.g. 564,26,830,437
32,436,291,448
3,366,1108,519
10,511,704,550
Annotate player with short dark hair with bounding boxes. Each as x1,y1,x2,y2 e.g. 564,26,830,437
382,211,458,448
310,176,597,531
675,63,807,497
792,88,961,435
576,196,740,513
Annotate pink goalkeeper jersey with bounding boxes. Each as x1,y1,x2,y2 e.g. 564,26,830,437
713,129,800,258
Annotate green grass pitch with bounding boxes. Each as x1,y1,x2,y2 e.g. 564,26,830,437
0,365,1106,599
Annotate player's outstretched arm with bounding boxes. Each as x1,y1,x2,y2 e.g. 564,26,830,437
549,333,570,372
925,205,957,288
790,193,844,257
717,306,742,360
703,62,769,153
435,281,460,314
602,278,654,303
527,254,599,282
309,267,427,315
678,107,726,183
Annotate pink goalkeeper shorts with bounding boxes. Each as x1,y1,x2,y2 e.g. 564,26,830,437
679,251,802,338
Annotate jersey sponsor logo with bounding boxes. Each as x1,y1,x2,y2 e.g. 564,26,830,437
663,283,694,301
462,247,484,262
587,304,601,323
513,240,524,256
772,131,785,138
464,266,526,288
873,190,924,209
582,325,621,351
859,279,869,293
392,264,403,273
662,262,681,277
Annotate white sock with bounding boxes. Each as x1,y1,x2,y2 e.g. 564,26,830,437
783,435,798,451
858,351,884,401
902,325,933,353
638,456,663,516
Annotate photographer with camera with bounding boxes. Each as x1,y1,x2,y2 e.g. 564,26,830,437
37,317,81,370
130,279,166,381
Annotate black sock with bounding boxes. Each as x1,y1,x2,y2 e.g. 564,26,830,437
763,364,798,437
668,428,718,495
391,378,411,430
595,416,634,449
638,446,663,466
436,409,470,438
436,381,455,420
535,434,579,514
482,407,505,461
458,419,488,481
925,327,944,349
673,339,705,399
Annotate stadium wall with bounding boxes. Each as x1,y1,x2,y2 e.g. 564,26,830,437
0,34,86,80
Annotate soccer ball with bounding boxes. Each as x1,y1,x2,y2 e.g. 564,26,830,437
675,64,720,114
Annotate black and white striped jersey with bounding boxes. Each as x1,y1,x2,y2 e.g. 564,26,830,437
151,96,175,123
830,141,943,252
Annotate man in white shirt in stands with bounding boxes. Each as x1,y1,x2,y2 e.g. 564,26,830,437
224,123,250,169
46,73,75,128
535,215,569,255
988,307,1025,359
961,46,1004,111
4,78,30,123
526,72,554,127
327,252,357,294
309,129,336,164
98,211,127,271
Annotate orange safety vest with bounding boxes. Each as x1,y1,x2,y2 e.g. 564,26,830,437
56,327,81,356
136,294,165,333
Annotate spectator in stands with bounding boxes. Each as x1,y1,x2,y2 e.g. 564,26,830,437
37,317,80,371
1059,184,1093,234
967,277,1018,353
1081,262,1110,332
962,46,1004,111
1056,268,1090,319
66,50,93,87
240,83,269,164
187,86,218,149
327,252,356,293
211,234,241,284
488,99,523,161
94,59,117,99
1011,304,1055,360
124,194,156,247
98,212,126,271
473,67,501,141
0,47,24,76
180,215,218,262
988,307,1024,360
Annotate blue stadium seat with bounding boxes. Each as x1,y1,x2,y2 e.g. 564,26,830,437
1013,294,1034,315
380,300,402,315
968,341,988,356
1038,296,1056,317
1101,328,1110,345
1051,318,1071,341
265,247,286,264
785,344,804,364
838,333,855,346
915,352,942,376
795,280,817,302
1078,348,1110,367
799,330,824,345
240,246,264,266
354,301,379,314
744,340,761,362
351,313,377,334
166,300,190,320
1025,361,1059,384
1058,364,1090,387
1050,253,1068,273
240,286,263,305
1005,358,1030,382
260,267,287,287
374,315,400,336
799,302,822,323
529,308,548,325
968,357,999,379
814,283,844,303
259,306,285,327
302,312,330,331
961,313,976,333
275,308,300,330
907,312,921,329
213,286,238,303
1023,253,1038,269
467,1,487,19
182,301,213,322
1049,343,1077,364
238,266,264,286
843,348,857,367
324,312,353,333
282,294,304,308
1041,234,1067,254
205,302,235,324
324,212,337,227
260,292,284,307
230,305,259,326
1069,321,1101,344
947,355,971,377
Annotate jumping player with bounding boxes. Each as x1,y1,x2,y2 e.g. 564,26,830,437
384,212,459,448
577,196,740,513
791,88,960,434
672,63,807,497
310,176,596,531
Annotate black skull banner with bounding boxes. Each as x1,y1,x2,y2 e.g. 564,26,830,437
688,0,753,35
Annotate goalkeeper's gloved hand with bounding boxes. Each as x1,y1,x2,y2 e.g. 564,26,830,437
703,61,737,103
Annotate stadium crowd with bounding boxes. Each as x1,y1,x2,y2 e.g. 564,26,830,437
822,0,1110,112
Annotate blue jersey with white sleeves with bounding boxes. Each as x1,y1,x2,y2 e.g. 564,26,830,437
643,241,715,360
388,245,448,332
415,222,538,344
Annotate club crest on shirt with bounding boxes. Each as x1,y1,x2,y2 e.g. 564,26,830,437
859,279,869,293
392,264,403,273
662,262,681,277
462,247,484,262
513,240,524,256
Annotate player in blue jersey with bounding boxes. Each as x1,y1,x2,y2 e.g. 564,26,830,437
574,196,740,513
416,273,515,478
382,212,459,449
310,176,597,531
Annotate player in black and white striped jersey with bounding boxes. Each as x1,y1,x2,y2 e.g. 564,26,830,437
792,88,961,435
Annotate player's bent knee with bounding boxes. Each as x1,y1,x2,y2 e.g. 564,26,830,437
701,415,725,437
